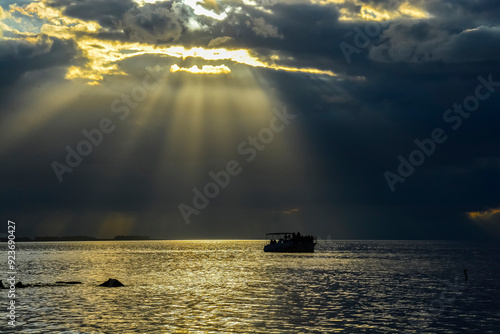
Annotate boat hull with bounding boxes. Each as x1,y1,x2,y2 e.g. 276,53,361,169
263,242,315,253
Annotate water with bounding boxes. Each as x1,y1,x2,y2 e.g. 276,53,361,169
1,240,499,333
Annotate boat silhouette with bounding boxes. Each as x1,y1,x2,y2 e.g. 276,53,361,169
263,232,316,253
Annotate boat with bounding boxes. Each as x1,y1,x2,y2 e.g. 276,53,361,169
263,232,316,253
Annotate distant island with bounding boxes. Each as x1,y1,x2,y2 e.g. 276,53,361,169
0,235,150,242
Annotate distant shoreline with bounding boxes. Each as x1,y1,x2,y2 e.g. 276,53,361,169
0,235,150,242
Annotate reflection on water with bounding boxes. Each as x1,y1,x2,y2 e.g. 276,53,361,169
1,240,499,333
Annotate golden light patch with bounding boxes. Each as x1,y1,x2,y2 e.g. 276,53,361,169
312,0,431,21
9,0,336,84
467,208,500,220
360,6,391,21
0,6,10,20
66,38,336,82
170,64,231,74
467,207,500,238
270,64,335,76
10,1,104,38
399,3,431,19
66,66,104,85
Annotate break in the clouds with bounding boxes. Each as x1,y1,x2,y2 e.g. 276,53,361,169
1,0,500,240
468,208,500,239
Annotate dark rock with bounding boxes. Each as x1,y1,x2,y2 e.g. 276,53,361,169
56,281,82,285
0,281,4,289
15,281,28,288
99,278,124,287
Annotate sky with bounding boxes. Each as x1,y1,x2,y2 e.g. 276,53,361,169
1,0,500,240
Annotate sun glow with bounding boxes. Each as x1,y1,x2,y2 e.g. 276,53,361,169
467,207,500,238
4,0,336,84
0,0,327,237
313,0,431,21
69,40,336,83
467,208,500,220
170,64,231,74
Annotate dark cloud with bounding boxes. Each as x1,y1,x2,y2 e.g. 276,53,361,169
121,3,187,43
441,26,500,62
369,22,500,63
47,0,191,42
0,34,81,86
48,0,136,28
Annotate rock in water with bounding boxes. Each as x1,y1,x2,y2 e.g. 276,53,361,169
15,282,28,288
99,278,124,287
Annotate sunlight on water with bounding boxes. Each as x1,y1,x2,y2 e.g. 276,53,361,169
1,240,499,333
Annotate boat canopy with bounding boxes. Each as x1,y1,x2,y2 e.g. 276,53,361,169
265,232,294,239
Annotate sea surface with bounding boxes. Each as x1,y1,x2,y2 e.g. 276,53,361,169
1,240,499,333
